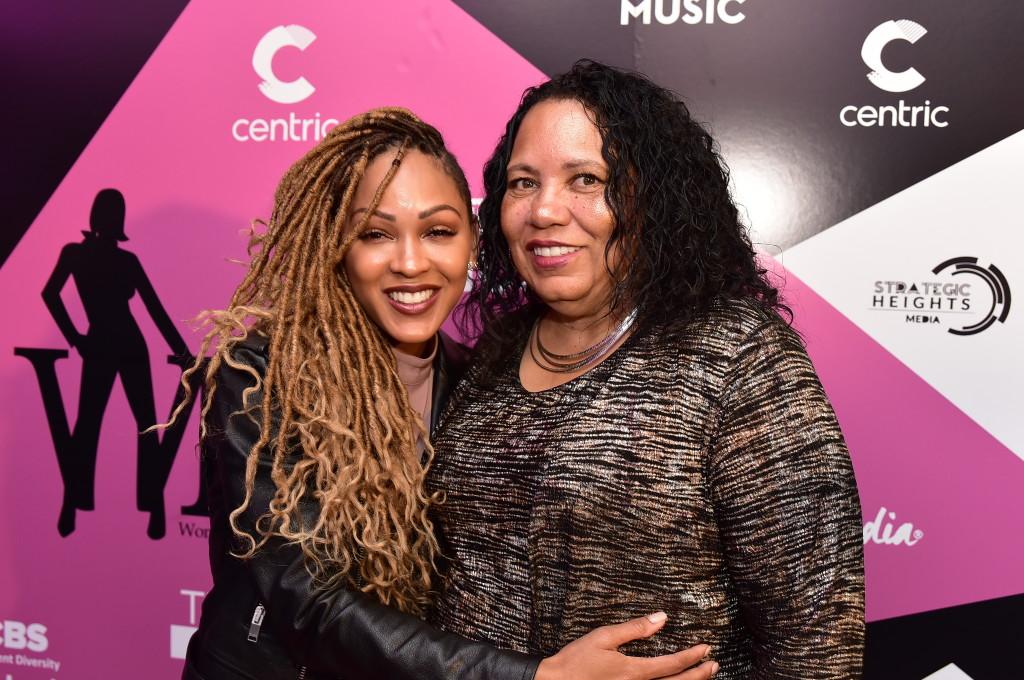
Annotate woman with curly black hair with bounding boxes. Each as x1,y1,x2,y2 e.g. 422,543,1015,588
428,60,865,679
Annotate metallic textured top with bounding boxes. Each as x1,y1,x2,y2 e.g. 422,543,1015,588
427,299,864,679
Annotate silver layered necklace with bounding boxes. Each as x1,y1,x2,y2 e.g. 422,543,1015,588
529,308,639,373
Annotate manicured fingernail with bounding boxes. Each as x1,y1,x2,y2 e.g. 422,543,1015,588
711,662,720,674
646,611,667,624
700,645,712,660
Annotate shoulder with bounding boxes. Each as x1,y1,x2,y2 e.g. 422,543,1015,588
230,332,270,366
204,333,271,441
211,333,271,406
111,247,142,265
56,242,82,262
633,297,801,388
639,296,781,351
696,297,796,346
667,297,801,362
702,299,819,401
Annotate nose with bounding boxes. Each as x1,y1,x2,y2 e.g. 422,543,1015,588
391,235,430,277
530,184,571,230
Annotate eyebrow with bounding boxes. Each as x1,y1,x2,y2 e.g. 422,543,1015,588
506,162,538,175
350,208,395,222
506,159,605,174
418,204,462,219
350,204,462,222
563,158,604,170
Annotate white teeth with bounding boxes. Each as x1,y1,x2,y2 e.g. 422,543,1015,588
534,246,580,257
388,289,437,304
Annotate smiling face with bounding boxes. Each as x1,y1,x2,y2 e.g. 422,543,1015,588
343,149,474,356
501,98,620,321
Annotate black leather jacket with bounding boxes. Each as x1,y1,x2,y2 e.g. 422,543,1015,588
183,334,540,680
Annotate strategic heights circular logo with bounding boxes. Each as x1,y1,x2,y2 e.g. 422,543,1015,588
871,257,1012,335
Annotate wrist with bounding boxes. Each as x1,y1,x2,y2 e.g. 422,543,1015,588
535,656,562,680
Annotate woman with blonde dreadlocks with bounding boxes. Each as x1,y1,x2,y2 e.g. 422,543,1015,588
181,108,718,680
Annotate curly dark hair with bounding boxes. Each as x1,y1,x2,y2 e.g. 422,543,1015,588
462,59,788,355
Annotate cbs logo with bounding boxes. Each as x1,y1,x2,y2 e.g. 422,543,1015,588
0,620,48,652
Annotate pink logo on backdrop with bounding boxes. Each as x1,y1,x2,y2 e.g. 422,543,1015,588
863,507,923,547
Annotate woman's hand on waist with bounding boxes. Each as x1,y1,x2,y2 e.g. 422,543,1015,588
536,612,718,680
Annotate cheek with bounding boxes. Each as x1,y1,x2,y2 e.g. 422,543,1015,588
436,246,471,284
500,199,527,247
579,194,615,240
579,205,618,284
343,246,384,301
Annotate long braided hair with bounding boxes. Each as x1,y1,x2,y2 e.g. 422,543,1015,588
170,107,471,614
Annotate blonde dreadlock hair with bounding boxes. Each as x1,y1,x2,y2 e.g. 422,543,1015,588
170,107,473,615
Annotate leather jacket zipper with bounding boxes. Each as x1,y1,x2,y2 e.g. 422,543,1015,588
247,602,266,643
248,602,306,678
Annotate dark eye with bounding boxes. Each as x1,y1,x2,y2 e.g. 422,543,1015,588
359,228,390,242
573,173,604,188
508,177,537,191
426,226,457,238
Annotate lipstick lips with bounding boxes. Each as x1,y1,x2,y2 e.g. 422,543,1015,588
526,239,582,269
384,284,441,315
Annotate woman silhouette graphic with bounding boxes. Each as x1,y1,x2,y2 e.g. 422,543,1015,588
42,189,190,539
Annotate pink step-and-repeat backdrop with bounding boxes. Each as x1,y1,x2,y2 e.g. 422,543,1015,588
2,1,1021,678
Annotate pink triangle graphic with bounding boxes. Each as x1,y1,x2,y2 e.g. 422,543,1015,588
0,1,544,677
776,262,1024,622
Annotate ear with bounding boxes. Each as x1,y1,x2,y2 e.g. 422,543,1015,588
469,213,481,269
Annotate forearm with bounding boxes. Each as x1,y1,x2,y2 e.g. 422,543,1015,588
42,293,80,345
272,563,537,680
744,497,864,679
231,534,538,680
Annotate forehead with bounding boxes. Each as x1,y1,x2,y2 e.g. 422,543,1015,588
510,98,604,163
352,149,463,209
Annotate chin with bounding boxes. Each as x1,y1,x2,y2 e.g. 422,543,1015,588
384,322,439,346
533,285,590,306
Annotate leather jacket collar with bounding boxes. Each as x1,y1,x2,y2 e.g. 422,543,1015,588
430,331,470,434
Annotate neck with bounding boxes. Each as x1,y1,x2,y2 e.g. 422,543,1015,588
392,335,436,359
538,305,624,355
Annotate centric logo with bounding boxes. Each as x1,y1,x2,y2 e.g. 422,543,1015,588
862,19,927,93
253,25,317,104
841,19,949,127
932,257,1011,335
231,25,338,143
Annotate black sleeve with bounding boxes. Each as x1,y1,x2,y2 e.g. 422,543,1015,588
205,342,541,680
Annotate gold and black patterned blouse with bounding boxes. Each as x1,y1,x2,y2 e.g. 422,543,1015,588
427,299,864,679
